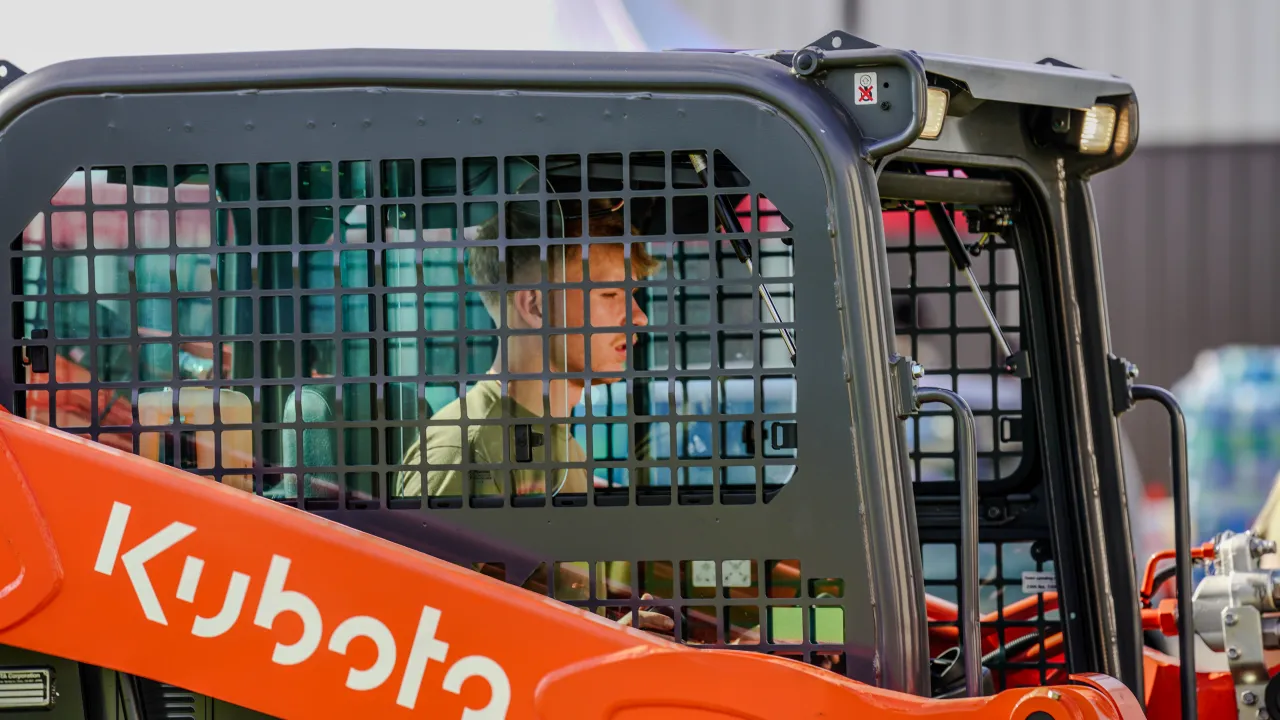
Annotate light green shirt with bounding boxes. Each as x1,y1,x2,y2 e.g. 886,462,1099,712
395,380,631,602
395,380,589,499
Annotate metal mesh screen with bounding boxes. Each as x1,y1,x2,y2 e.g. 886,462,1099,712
474,557,846,664
5,150,861,666
923,539,1066,689
9,154,797,505
883,175,1029,485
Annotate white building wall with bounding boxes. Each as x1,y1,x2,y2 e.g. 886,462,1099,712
672,0,847,52
676,0,1280,146
854,0,1280,146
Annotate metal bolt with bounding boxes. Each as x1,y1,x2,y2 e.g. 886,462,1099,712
1243,691,1258,706
244,122,254,131
986,506,1003,520
1047,690,1062,701
793,50,820,76
911,363,925,380
1253,538,1277,558
1258,708,1269,720
1228,646,1242,660
879,100,892,111
1226,612,1239,626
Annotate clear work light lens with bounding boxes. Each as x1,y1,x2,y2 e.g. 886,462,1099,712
1078,104,1117,155
920,87,949,140
1112,104,1133,156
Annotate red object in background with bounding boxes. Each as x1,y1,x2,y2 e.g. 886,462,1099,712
733,195,791,233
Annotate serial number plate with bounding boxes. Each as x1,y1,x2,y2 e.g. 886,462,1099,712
0,667,54,709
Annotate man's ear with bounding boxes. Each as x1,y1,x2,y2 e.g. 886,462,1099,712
512,289,543,328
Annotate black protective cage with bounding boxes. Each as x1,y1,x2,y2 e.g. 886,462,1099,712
0,30,1148,710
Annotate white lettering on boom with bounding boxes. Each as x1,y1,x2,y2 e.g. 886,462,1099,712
93,501,511,719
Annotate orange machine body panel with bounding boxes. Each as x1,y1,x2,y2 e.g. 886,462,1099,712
1140,647,1280,720
0,410,1147,719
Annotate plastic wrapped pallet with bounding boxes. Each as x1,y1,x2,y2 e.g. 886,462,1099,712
1173,345,1280,544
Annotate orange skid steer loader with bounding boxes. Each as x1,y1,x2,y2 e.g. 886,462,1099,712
0,30,1264,719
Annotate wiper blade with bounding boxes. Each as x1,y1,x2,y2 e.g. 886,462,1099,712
688,154,797,365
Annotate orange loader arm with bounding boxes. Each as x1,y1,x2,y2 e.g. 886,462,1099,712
0,411,1145,719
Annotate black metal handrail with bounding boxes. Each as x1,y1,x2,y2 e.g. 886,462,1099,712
917,387,981,696
1133,384,1196,720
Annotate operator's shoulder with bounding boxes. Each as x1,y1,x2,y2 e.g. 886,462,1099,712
428,382,508,422
422,423,510,465
422,421,503,450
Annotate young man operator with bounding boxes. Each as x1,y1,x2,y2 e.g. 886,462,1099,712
394,198,659,499
394,197,674,634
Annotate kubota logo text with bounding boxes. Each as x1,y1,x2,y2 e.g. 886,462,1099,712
93,501,510,719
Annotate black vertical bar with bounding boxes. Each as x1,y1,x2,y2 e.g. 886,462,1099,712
1132,385,1195,720
1037,548,1048,685
918,387,980,697
907,207,922,484
85,169,101,445
992,542,1004,691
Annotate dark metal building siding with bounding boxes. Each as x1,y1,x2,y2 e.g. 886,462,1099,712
1093,144,1280,487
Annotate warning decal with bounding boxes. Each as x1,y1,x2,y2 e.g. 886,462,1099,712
854,72,878,105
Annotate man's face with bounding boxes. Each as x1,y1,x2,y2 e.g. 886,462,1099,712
548,243,648,378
